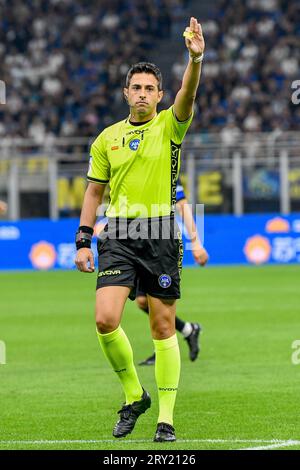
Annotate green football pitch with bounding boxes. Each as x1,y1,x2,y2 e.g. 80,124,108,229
0,265,299,450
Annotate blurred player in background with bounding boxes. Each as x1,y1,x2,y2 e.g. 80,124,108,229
0,200,7,215
75,17,205,442
138,177,208,366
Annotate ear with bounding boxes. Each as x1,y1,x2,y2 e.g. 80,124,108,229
157,90,164,103
123,88,128,103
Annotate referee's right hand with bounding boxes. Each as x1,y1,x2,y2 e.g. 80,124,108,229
75,248,95,273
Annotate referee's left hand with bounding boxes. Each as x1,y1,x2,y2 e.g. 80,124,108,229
192,243,209,266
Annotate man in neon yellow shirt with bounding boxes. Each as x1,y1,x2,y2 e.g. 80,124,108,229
75,17,205,442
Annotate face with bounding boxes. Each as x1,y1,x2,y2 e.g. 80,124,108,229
124,72,163,119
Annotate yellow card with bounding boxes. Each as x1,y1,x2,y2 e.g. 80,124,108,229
183,31,195,39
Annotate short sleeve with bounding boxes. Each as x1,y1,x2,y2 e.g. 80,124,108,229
87,134,110,183
164,106,193,144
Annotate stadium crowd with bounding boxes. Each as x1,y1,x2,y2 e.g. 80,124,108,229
171,0,300,138
0,0,299,142
0,0,186,141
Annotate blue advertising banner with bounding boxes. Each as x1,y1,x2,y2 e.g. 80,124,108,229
201,213,300,265
1,214,300,271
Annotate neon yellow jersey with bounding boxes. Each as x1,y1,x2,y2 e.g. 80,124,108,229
87,106,193,218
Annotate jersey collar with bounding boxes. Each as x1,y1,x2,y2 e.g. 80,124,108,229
126,113,157,126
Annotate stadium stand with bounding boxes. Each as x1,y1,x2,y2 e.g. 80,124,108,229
169,0,300,136
1,0,298,141
0,0,187,139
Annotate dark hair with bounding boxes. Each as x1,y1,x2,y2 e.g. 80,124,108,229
125,62,163,90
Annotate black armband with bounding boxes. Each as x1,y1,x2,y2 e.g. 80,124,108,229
75,226,94,250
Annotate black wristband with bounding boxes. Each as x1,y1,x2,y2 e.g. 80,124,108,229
76,226,94,250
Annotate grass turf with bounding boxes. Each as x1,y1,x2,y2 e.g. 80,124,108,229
0,265,299,450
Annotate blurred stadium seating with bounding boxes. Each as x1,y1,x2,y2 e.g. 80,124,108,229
0,0,185,139
0,0,298,140
171,0,300,135
0,0,299,220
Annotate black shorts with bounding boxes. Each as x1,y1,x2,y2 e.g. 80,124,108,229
96,217,183,300
136,279,147,298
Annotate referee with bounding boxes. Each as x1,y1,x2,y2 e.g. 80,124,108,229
75,17,205,442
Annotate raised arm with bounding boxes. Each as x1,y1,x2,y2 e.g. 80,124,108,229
173,17,205,122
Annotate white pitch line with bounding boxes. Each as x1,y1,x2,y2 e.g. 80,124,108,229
242,440,300,451
0,438,296,446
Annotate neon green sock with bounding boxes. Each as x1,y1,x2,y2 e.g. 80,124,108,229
97,326,143,405
153,334,181,426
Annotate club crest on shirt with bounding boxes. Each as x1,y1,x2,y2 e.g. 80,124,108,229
158,274,172,288
129,139,140,151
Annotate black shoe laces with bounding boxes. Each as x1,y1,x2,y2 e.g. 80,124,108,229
117,404,132,420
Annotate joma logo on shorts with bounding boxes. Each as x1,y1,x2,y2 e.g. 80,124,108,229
98,270,121,277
